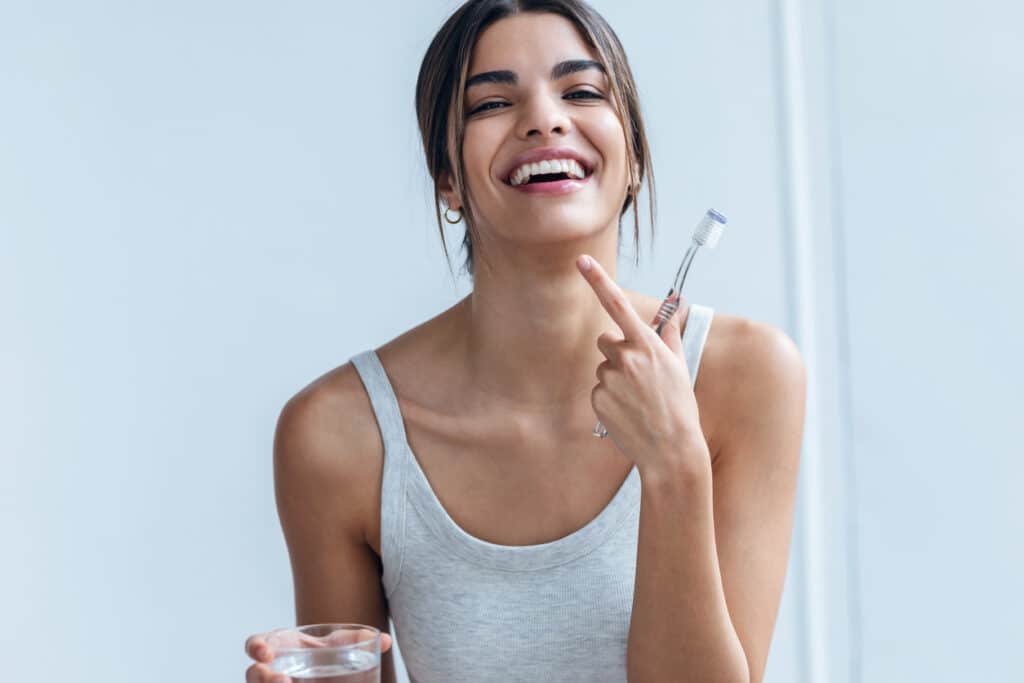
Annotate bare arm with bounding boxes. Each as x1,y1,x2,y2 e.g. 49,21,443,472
627,320,806,683
707,323,805,683
274,381,397,683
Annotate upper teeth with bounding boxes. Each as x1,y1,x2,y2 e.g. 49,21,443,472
509,158,587,186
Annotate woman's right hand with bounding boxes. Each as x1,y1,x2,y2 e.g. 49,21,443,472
244,629,394,683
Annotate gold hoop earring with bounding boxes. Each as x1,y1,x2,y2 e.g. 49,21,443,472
444,207,463,224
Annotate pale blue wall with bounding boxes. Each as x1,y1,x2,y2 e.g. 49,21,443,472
2,1,1020,681
832,2,1024,681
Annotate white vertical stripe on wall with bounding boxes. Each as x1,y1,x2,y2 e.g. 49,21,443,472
819,0,863,680
774,0,830,680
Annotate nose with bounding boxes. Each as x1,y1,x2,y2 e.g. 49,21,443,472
515,90,572,140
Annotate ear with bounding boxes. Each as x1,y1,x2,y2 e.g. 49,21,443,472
438,170,462,211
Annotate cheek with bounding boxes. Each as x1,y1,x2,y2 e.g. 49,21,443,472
461,124,504,187
588,112,630,177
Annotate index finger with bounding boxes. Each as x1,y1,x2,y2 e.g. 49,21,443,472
576,255,652,341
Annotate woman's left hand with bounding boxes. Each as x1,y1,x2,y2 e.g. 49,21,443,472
576,254,710,476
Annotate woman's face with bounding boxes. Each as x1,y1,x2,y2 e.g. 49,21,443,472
452,12,632,252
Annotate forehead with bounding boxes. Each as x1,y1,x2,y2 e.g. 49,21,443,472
468,12,599,74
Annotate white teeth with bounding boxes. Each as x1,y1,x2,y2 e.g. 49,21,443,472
509,158,588,186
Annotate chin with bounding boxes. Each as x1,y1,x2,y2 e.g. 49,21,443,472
520,208,613,237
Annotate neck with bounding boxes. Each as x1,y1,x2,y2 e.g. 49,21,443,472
451,235,624,415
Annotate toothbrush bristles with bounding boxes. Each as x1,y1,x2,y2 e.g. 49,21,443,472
692,209,726,248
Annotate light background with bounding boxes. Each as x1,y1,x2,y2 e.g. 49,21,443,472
2,1,1021,681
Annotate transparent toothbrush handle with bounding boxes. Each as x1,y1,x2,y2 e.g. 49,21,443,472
592,291,681,438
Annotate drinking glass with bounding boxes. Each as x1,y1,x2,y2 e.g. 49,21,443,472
266,623,381,682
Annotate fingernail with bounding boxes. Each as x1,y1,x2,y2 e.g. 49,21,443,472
578,255,592,271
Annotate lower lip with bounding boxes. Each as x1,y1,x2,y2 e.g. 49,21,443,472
506,173,592,195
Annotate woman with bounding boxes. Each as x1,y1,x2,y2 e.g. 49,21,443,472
245,1,806,682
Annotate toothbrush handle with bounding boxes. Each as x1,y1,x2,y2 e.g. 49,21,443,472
592,289,681,438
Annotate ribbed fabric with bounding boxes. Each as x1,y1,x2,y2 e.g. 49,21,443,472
349,304,715,683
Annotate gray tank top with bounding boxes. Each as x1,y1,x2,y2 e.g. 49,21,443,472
349,304,715,683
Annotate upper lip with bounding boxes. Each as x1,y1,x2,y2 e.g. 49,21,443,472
499,146,595,184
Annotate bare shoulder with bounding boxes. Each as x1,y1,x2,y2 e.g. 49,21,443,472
273,360,385,550
698,310,807,463
700,310,805,380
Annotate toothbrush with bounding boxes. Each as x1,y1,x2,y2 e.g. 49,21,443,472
592,208,727,439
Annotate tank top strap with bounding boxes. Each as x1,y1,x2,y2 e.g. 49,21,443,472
349,349,409,597
681,303,715,387
350,349,410,451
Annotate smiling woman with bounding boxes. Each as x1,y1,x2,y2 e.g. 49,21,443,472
415,0,656,280
243,2,806,683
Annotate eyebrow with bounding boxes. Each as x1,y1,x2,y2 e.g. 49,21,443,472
465,59,607,90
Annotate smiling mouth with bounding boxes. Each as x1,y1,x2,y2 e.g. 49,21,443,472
521,172,571,184
502,168,595,186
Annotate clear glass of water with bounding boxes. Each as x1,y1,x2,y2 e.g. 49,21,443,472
266,623,381,682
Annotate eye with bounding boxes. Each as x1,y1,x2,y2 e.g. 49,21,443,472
565,90,604,101
468,101,508,115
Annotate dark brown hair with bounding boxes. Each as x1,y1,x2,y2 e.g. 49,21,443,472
415,0,656,280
